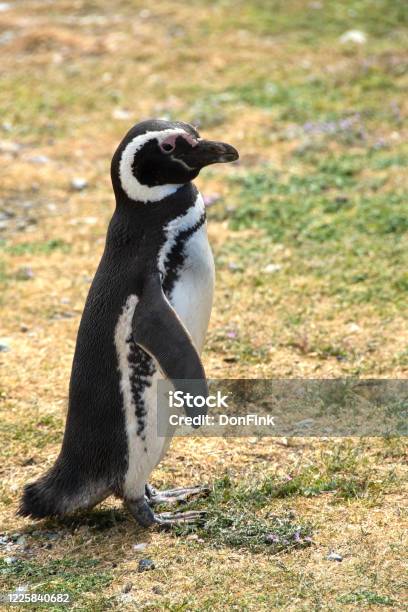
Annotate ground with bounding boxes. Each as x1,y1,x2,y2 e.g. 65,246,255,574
0,0,407,610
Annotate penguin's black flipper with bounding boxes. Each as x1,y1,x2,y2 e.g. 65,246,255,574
132,272,209,421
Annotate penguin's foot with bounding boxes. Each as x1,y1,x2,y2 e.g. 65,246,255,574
125,497,206,529
145,484,210,506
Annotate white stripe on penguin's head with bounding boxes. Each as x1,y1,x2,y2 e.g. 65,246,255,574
119,129,192,203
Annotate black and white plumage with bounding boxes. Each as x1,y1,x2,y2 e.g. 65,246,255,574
19,119,238,527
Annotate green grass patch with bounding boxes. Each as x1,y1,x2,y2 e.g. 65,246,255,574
218,151,408,310
0,414,63,457
0,557,113,610
214,0,408,40
172,475,313,553
337,589,396,606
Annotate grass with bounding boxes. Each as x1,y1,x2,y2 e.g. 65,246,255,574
0,557,113,611
171,475,314,554
0,0,407,609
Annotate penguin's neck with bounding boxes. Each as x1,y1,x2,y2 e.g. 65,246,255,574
114,182,199,229
106,182,205,270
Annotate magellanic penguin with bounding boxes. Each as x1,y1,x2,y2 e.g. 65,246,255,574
19,119,239,527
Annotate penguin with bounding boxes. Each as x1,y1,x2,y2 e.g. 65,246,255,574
19,119,239,527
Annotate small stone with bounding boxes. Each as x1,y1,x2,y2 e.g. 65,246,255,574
340,30,367,45
0,140,21,154
121,582,133,594
228,262,240,271
119,592,133,603
0,338,11,352
138,558,155,572
0,30,16,45
263,263,282,273
4,556,18,565
133,542,147,552
112,108,132,121
71,177,88,191
327,551,343,562
0,209,15,221
27,155,50,164
16,536,27,547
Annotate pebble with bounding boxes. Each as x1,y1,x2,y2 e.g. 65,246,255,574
27,155,50,165
263,263,282,274
71,178,88,191
0,338,11,352
112,108,132,121
138,558,155,572
0,140,20,154
4,556,18,565
16,536,27,547
327,551,343,562
228,262,240,271
133,543,148,552
0,209,14,220
340,30,367,45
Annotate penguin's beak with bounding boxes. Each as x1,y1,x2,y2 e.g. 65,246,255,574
178,139,239,169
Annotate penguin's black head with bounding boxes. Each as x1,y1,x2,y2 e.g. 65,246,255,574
111,119,239,203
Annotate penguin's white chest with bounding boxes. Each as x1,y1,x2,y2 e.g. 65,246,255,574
169,223,215,352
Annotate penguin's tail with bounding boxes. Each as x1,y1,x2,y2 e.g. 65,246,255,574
18,466,67,519
19,462,111,520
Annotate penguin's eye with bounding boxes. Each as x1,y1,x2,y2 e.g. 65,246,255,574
160,142,175,154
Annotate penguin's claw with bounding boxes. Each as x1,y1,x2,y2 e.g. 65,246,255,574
125,498,207,529
154,510,207,529
145,484,210,506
